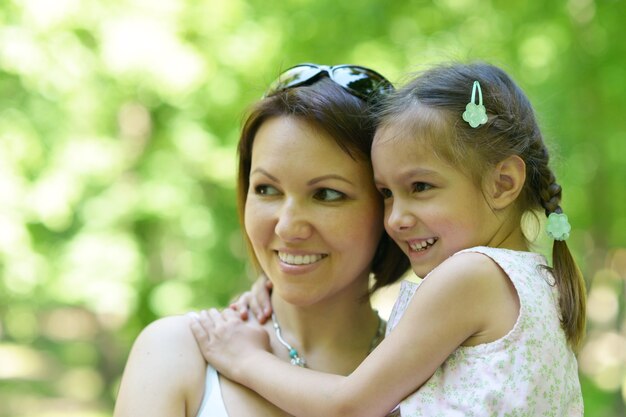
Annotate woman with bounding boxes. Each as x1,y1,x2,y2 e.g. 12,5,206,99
113,64,408,417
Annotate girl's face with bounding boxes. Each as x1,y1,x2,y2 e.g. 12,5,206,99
244,116,383,306
372,124,501,278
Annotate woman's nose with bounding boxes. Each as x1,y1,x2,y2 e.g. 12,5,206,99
274,200,313,241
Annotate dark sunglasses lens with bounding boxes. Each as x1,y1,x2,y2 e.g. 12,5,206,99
267,65,321,95
331,67,393,98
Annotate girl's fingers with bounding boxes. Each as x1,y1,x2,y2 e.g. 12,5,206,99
251,275,273,323
208,308,223,325
222,307,239,321
261,274,273,317
188,311,211,351
249,293,266,323
257,290,272,321
229,292,251,320
197,309,217,334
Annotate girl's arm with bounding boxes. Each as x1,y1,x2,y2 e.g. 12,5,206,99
114,316,206,417
191,252,514,417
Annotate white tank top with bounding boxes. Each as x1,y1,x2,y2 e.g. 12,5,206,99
195,365,229,417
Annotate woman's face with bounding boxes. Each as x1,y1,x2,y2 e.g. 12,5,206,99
244,116,383,306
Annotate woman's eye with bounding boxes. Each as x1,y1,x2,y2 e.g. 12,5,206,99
379,188,392,199
412,182,432,193
254,185,280,196
314,188,345,202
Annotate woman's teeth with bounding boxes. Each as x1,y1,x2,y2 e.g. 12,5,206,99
409,238,437,252
278,252,326,265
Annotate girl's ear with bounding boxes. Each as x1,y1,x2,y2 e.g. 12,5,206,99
488,155,526,210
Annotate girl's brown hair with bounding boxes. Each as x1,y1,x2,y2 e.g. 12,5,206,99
378,62,586,349
237,77,409,291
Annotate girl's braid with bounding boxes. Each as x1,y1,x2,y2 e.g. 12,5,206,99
528,138,562,216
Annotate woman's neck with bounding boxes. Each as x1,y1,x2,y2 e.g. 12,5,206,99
268,287,380,373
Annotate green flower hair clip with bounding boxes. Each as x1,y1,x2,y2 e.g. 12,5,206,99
546,212,571,241
462,80,488,128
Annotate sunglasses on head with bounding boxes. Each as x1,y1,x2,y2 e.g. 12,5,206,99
264,63,394,101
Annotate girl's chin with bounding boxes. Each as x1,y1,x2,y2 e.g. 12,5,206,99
409,261,436,279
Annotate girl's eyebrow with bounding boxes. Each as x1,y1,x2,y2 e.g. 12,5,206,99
397,168,439,181
375,168,439,185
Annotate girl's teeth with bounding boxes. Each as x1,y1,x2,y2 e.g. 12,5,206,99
278,252,325,265
409,238,437,252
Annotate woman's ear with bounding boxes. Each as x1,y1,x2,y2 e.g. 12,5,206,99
488,155,526,210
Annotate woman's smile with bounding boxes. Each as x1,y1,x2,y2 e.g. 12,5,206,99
276,251,328,266
244,116,384,305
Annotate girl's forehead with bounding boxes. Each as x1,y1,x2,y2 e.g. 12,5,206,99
374,122,442,154
375,105,449,141
374,106,459,160
372,132,438,168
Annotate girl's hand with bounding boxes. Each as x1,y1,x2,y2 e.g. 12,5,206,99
229,275,273,323
189,308,270,379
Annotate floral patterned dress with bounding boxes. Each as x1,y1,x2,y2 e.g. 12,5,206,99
386,246,583,416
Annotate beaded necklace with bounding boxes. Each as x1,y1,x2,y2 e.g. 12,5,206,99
270,312,386,368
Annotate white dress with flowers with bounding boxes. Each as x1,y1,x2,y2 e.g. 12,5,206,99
386,246,583,416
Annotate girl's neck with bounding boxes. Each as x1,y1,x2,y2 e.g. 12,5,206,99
484,212,530,252
487,230,528,252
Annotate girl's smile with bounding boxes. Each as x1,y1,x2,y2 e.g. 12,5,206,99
372,123,501,278
407,237,438,253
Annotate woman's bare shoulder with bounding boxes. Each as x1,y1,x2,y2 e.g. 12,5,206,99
134,314,207,385
114,314,207,417
140,315,200,344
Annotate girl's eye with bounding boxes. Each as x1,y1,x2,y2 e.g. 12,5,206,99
254,185,280,196
314,188,345,202
378,188,392,199
412,182,432,193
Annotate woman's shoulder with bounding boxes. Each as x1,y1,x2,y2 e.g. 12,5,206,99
132,314,207,379
114,314,207,417
131,315,197,357
140,314,199,343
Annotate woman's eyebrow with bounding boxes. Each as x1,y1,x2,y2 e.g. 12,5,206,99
307,174,355,186
250,168,279,182
250,170,355,186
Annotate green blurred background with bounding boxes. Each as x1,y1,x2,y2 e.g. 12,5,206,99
1,0,625,416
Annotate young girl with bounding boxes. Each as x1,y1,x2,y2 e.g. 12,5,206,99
190,62,586,416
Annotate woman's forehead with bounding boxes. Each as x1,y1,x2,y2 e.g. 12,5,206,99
252,116,370,175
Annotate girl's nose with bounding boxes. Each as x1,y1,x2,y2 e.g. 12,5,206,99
274,200,313,241
386,199,416,232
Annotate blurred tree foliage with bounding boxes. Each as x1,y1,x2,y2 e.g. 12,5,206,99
0,0,625,416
